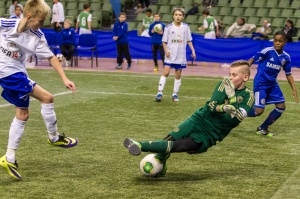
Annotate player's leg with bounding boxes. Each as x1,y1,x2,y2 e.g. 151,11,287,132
258,85,285,136
248,90,266,117
155,64,171,102
152,44,158,71
124,118,195,156
159,44,165,66
123,43,132,69
116,44,123,69
0,73,34,179
172,68,182,101
30,85,78,147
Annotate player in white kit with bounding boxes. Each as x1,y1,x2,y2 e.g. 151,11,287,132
155,7,196,102
0,0,78,180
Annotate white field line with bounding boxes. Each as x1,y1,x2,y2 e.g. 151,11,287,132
28,70,296,85
0,90,298,108
271,167,300,199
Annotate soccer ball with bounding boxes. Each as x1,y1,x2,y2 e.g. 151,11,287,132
140,154,163,177
154,24,163,32
56,53,64,62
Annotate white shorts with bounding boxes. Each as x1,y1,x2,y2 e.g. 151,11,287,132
79,28,92,35
204,31,216,39
141,29,150,37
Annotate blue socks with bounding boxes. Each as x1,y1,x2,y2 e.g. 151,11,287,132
260,107,285,129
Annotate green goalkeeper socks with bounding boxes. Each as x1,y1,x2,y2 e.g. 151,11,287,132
140,140,173,154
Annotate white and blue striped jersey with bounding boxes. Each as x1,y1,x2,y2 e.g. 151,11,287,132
162,22,192,65
252,46,292,89
0,18,53,78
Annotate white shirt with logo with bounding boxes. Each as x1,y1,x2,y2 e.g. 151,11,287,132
0,18,53,78
162,22,192,64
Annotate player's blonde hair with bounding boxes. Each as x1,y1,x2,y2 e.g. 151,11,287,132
64,19,72,26
172,7,185,16
23,0,51,18
231,60,250,75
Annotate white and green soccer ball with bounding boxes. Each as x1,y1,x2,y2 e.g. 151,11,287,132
154,24,163,32
140,154,163,177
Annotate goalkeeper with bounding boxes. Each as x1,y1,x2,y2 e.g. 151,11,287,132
124,60,254,175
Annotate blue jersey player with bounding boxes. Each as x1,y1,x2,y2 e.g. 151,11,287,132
248,31,298,136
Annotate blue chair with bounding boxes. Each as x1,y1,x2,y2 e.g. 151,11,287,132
75,34,99,67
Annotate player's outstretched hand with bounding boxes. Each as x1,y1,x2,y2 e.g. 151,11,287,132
64,79,76,93
220,104,236,118
223,77,236,103
293,89,299,104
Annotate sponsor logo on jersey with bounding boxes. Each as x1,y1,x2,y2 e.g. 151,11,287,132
266,62,281,70
0,45,23,59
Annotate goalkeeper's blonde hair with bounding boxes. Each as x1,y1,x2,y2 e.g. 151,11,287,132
231,60,250,75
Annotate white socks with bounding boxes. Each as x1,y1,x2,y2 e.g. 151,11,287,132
173,79,181,95
158,77,181,95
6,117,26,163
158,76,167,93
41,103,59,142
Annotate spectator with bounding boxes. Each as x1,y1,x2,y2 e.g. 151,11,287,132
59,19,76,67
113,12,132,70
8,0,23,16
148,13,166,71
202,0,218,7
51,0,65,32
135,3,145,14
252,19,272,40
185,3,199,18
282,19,298,42
225,17,256,38
139,8,153,37
216,19,225,38
75,4,92,35
198,9,219,39
9,5,23,19
139,0,150,9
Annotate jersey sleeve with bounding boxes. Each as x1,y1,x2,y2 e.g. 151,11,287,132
283,55,292,75
203,19,208,28
162,25,169,43
36,36,54,59
187,25,192,41
252,48,269,62
87,14,92,22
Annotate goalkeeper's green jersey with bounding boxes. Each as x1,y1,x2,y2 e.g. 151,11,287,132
191,81,254,144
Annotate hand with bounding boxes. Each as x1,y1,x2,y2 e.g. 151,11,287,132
64,79,76,93
191,51,196,60
165,50,170,58
222,77,236,103
220,104,236,118
292,89,299,104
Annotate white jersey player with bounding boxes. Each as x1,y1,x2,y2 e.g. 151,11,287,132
155,7,196,102
0,0,78,180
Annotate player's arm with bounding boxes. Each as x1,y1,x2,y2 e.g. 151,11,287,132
148,23,154,36
286,73,298,103
187,27,196,59
87,14,92,31
208,82,236,114
248,48,269,66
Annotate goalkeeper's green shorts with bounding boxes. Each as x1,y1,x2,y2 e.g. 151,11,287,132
168,117,213,154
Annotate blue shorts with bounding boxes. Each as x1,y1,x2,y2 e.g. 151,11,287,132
253,83,285,108
164,63,186,70
0,72,36,108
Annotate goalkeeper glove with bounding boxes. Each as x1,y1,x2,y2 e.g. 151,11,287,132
223,77,236,104
219,104,236,118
